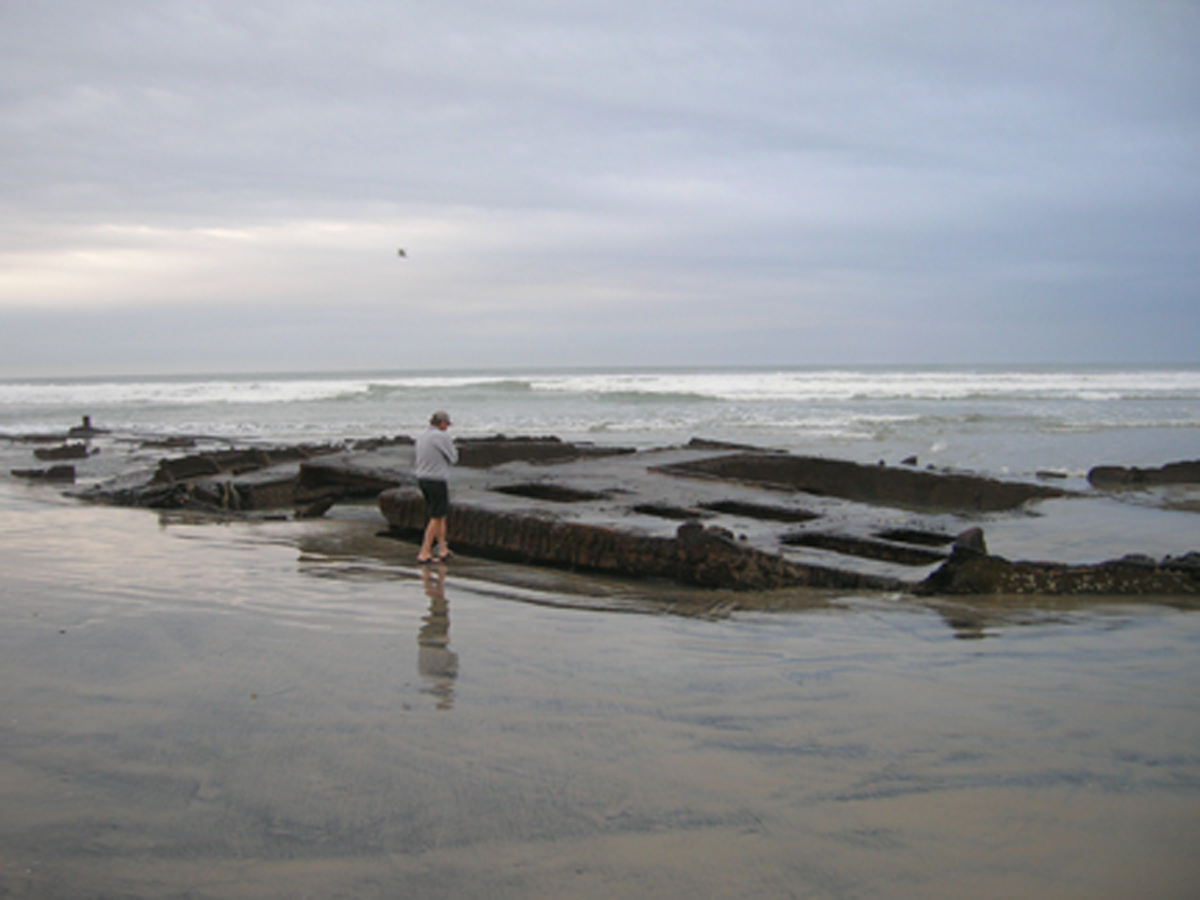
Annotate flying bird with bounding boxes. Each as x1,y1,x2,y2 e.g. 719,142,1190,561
397,248,407,258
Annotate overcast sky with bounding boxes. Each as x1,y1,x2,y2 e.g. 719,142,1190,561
1,1,1197,376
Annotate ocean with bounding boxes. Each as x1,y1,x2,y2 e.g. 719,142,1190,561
3,364,1199,473
2,364,1199,898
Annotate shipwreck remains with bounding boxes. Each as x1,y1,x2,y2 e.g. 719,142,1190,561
1088,459,1200,489
653,451,1066,511
379,486,898,591
21,419,1196,596
916,530,1200,596
34,442,92,461
11,465,76,483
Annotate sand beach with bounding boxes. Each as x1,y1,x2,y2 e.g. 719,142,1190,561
2,471,1200,898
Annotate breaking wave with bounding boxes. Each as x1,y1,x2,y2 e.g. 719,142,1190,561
3,367,1199,410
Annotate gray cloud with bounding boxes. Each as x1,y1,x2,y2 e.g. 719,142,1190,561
1,0,1198,374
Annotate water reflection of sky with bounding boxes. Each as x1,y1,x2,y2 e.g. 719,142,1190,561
2,483,1199,897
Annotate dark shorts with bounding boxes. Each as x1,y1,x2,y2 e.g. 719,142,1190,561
418,479,449,519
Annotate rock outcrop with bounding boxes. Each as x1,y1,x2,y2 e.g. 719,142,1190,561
81,436,636,515
455,435,635,468
67,415,108,437
378,487,899,591
1087,460,1200,488
86,444,346,511
11,465,76,483
655,453,1067,512
57,424,1197,597
34,443,92,461
918,533,1200,595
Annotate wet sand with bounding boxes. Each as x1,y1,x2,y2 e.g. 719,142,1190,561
1,483,1199,899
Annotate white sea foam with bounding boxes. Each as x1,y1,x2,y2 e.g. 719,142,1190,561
525,369,1200,402
2,367,1197,474
2,368,1199,410
0,374,521,408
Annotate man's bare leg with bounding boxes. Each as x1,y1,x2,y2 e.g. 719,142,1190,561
418,517,444,563
434,518,451,558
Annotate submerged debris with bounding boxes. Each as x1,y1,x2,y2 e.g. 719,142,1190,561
653,452,1067,511
38,423,1198,597
1088,460,1200,489
918,548,1200,596
12,465,76,483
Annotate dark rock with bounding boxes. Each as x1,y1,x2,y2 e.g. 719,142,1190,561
153,445,339,484
350,435,414,451
4,433,68,444
381,487,679,577
456,435,635,468
1162,552,1200,574
68,416,108,437
875,528,954,547
697,500,819,523
780,531,947,566
71,429,1196,597
378,488,900,592
631,503,715,521
191,480,246,511
153,450,265,483
34,443,90,461
655,453,1066,512
154,454,222,482
11,465,76,483
85,445,340,512
1158,460,1200,483
1109,553,1157,569
674,521,896,590
917,550,1200,596
205,467,306,510
492,482,611,502
1088,460,1200,488
676,521,746,587
901,455,918,466
1087,465,1129,488
138,484,197,509
296,495,339,519
951,527,988,557
298,456,405,498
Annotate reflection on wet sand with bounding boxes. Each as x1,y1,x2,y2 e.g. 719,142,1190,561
419,563,458,710
3,503,1200,899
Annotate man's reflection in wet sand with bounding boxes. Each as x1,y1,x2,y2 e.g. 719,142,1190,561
418,563,458,710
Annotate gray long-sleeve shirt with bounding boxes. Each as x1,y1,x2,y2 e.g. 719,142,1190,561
414,426,458,481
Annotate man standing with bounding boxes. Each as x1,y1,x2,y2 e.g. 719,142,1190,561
414,410,458,563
